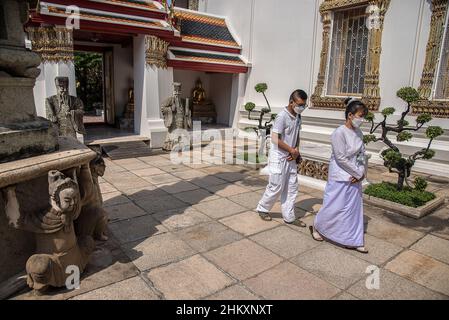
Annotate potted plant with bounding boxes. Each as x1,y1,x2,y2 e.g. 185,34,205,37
363,87,445,218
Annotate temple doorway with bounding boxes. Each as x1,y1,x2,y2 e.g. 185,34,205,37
75,51,106,124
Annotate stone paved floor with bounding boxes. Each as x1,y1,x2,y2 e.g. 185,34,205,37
13,149,449,300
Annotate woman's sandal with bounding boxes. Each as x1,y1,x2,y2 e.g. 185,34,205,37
258,211,272,221
309,226,324,242
355,247,369,254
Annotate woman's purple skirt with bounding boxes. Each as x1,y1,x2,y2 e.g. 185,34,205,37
314,181,364,247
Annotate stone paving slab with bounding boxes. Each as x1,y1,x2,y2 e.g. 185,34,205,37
108,202,149,222
142,173,181,185
99,182,118,194
129,167,166,177
206,284,260,300
103,192,131,208
365,216,425,248
227,192,262,210
204,239,283,281
122,185,169,201
193,198,247,219
220,211,280,236
347,269,447,300
158,181,200,195
134,195,189,214
172,188,221,205
342,234,403,266
71,276,160,300
385,250,449,296
175,222,243,253
152,207,212,231
291,245,371,289
146,255,235,300
109,214,168,244
122,233,196,272
243,262,341,300
207,183,251,197
411,234,449,264
250,226,320,259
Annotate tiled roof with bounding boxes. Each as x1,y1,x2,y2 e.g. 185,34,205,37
43,5,168,30
92,0,163,11
169,48,245,66
175,9,240,49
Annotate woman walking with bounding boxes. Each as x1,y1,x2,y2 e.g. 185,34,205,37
310,98,369,253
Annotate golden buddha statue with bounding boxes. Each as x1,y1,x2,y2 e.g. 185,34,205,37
192,79,206,104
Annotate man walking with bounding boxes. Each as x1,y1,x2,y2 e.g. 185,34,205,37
256,89,308,227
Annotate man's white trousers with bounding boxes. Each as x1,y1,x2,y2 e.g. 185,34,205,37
256,158,298,223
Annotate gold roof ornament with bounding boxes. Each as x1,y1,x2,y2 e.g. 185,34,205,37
145,35,170,69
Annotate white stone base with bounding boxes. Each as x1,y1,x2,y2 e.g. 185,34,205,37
146,119,167,149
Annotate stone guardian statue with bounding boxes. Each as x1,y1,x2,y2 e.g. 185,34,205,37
161,82,192,151
46,77,86,139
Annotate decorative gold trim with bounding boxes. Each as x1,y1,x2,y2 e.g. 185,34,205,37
145,35,169,69
298,159,329,181
26,26,74,63
413,0,449,117
311,0,390,111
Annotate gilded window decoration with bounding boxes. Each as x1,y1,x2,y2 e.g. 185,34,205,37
413,0,449,118
311,0,390,111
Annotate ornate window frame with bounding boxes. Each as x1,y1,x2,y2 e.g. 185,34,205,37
412,0,449,118
311,0,390,111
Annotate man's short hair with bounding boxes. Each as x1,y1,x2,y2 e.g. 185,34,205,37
289,89,308,103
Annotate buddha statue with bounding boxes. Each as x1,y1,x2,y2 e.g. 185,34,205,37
192,79,206,104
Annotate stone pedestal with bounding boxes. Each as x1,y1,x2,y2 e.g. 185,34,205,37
119,102,135,130
192,101,217,124
0,137,97,298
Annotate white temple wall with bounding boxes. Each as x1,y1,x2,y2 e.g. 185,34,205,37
204,0,449,175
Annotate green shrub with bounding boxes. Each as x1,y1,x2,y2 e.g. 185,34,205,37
414,177,428,192
364,182,435,208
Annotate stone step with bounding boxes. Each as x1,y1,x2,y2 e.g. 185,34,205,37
102,141,153,160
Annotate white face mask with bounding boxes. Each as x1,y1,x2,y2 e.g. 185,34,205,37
352,117,364,128
293,105,306,114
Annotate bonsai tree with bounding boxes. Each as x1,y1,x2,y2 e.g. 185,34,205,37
244,83,276,161
364,87,444,191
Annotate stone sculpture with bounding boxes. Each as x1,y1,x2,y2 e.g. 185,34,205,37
1,169,95,294
161,82,192,151
46,77,86,139
75,154,109,241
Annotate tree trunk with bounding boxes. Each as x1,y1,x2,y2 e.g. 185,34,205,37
397,172,406,191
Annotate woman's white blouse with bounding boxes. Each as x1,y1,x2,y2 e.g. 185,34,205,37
328,125,366,182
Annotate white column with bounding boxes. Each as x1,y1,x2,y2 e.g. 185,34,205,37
229,73,248,128
133,35,169,148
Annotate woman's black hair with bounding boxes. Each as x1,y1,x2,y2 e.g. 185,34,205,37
344,98,368,120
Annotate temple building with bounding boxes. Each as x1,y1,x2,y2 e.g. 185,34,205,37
25,0,449,177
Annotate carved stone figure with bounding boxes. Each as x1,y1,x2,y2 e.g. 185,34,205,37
1,169,95,294
75,154,109,241
161,83,192,151
46,77,86,139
